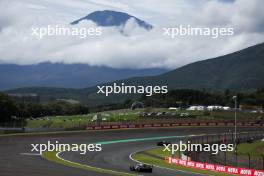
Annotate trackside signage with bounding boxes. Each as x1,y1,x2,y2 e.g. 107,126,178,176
167,157,264,176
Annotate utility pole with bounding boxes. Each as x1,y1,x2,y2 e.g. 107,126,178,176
232,96,237,145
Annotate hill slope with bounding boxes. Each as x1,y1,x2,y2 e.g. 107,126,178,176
154,42,264,90
0,63,168,90
101,42,264,90
82,42,264,104
5,43,264,105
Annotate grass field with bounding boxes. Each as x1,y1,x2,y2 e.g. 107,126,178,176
236,141,264,158
26,109,140,128
26,114,92,128
24,107,263,129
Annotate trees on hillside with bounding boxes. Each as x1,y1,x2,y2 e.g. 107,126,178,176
0,93,90,124
140,89,264,108
0,93,17,123
1,88,264,125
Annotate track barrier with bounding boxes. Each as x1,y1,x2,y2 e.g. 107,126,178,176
86,121,264,130
166,157,264,176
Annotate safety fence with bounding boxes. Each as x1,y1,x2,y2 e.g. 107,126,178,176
184,132,264,170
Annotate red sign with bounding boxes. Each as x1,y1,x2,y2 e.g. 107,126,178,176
167,157,264,176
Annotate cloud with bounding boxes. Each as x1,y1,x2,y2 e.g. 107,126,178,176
0,0,263,69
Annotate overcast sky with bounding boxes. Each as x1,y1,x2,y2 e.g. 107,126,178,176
0,0,263,69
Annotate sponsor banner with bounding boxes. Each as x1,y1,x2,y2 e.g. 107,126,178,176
186,161,195,167
195,162,205,169
200,123,207,126
167,157,264,176
171,123,179,126
190,123,197,126
217,122,225,126
205,163,215,171
102,126,111,129
215,165,226,172
181,123,189,126
111,125,119,129
254,170,264,176
120,125,128,128
245,123,253,126
128,125,136,128
87,121,260,130
86,127,94,130
94,126,102,130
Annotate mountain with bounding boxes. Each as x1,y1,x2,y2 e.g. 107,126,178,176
150,42,264,90
83,42,264,104
80,42,264,103
71,10,152,30
5,43,264,105
0,62,168,90
108,42,264,91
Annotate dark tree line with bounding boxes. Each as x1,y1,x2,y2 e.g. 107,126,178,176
140,89,264,108
1,88,264,124
0,93,17,123
0,93,89,124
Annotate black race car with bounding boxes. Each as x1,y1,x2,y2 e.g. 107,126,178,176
130,163,153,173
157,141,171,146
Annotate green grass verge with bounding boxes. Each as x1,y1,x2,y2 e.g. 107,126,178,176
146,147,179,158
42,151,136,176
236,141,264,158
133,148,235,176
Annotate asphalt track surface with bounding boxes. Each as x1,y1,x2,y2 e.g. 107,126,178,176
0,127,263,176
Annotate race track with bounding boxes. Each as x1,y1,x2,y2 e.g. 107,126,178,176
0,127,263,176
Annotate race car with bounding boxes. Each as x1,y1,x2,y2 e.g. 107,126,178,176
130,163,153,173
157,141,171,146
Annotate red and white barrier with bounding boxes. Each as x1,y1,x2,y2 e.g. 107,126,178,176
167,157,264,176
86,121,263,131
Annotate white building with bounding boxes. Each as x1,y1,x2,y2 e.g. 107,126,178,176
207,106,230,111
187,106,205,111
223,106,231,110
169,107,179,110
